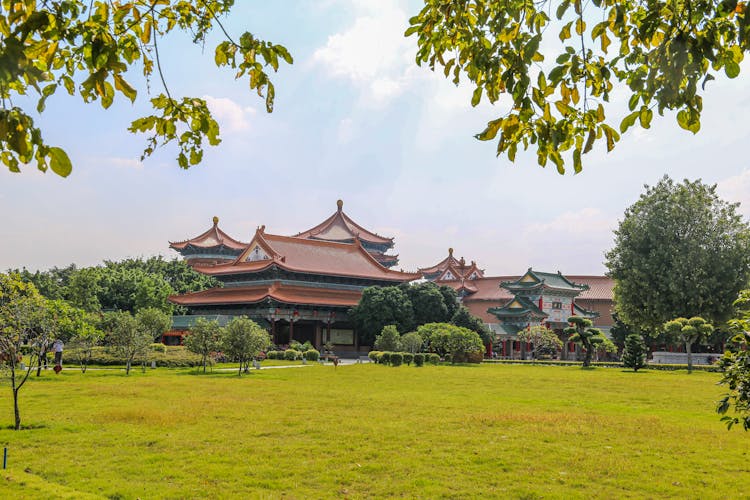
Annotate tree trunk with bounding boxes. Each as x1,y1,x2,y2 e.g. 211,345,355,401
238,360,242,376
13,388,21,431
203,356,207,373
686,340,693,374
125,359,131,375
582,341,593,368
36,349,44,377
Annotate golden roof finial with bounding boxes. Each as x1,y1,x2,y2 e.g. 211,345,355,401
212,216,219,226
448,247,454,256
337,199,344,211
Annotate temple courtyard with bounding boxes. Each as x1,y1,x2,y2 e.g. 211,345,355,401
1,363,746,498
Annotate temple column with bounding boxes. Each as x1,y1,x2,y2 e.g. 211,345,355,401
289,318,294,344
315,323,322,350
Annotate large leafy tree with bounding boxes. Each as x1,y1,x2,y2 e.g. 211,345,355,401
408,0,749,173
103,310,151,375
451,305,492,346
2,1,291,176
606,176,750,335
403,282,450,326
517,325,563,359
350,286,414,347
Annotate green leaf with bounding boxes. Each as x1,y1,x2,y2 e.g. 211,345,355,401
619,111,638,133
725,61,740,78
639,107,653,129
48,147,72,177
113,74,137,103
471,87,482,107
573,148,582,173
475,118,503,141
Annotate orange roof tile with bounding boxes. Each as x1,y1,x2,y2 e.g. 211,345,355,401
169,282,362,307
194,228,421,282
294,200,394,246
566,276,615,300
420,248,484,279
170,216,247,251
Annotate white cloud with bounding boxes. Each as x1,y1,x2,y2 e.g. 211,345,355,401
311,0,413,105
203,95,251,133
717,169,750,217
524,208,617,237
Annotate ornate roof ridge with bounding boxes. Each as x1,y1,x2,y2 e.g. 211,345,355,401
294,200,394,245
169,216,247,251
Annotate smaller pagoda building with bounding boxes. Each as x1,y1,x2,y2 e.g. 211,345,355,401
169,226,420,353
169,216,247,266
488,269,598,360
295,200,399,268
419,247,485,299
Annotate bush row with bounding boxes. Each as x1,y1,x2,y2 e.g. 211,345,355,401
265,349,320,361
481,359,721,372
65,346,203,368
368,351,440,366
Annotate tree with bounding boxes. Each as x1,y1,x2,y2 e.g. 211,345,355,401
184,318,222,373
104,311,151,375
419,322,483,362
404,282,450,326
438,286,460,319
664,316,714,373
350,286,414,347
622,334,648,372
400,332,424,354
221,317,270,376
451,306,493,346
408,1,749,173
2,2,291,176
606,177,750,335
374,325,401,352
0,274,47,430
717,290,750,430
517,325,563,359
564,316,605,368
135,307,171,342
66,312,103,374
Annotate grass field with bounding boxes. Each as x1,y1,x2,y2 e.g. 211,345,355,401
1,363,748,498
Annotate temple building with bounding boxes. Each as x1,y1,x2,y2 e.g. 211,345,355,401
168,208,419,353
418,247,484,284
487,269,598,359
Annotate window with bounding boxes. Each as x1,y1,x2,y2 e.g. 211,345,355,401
552,301,562,309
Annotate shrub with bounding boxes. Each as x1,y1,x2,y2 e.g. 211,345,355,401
413,353,425,367
266,350,278,360
428,353,440,365
622,334,648,372
443,353,453,363
402,352,414,365
390,352,403,366
304,349,320,361
380,352,391,365
284,349,301,361
368,351,381,362
466,351,484,364
375,325,401,351
150,343,167,354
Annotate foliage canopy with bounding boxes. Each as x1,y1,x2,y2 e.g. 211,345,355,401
606,176,750,334
1,1,291,176
408,0,749,173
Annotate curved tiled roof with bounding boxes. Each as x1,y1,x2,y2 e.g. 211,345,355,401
441,275,614,301
169,282,362,308
194,228,421,282
169,216,247,251
294,200,394,246
420,248,485,279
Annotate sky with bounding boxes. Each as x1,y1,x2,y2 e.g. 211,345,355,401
2,0,750,276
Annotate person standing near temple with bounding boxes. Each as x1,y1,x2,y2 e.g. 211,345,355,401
52,339,64,371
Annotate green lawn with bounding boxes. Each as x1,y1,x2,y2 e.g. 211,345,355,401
1,364,747,498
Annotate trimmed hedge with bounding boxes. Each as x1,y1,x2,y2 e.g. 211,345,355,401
402,353,414,366
380,352,391,365
67,346,203,368
304,349,320,361
390,353,403,367
284,349,301,361
368,351,381,362
413,353,425,367
481,359,721,372
428,354,440,365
